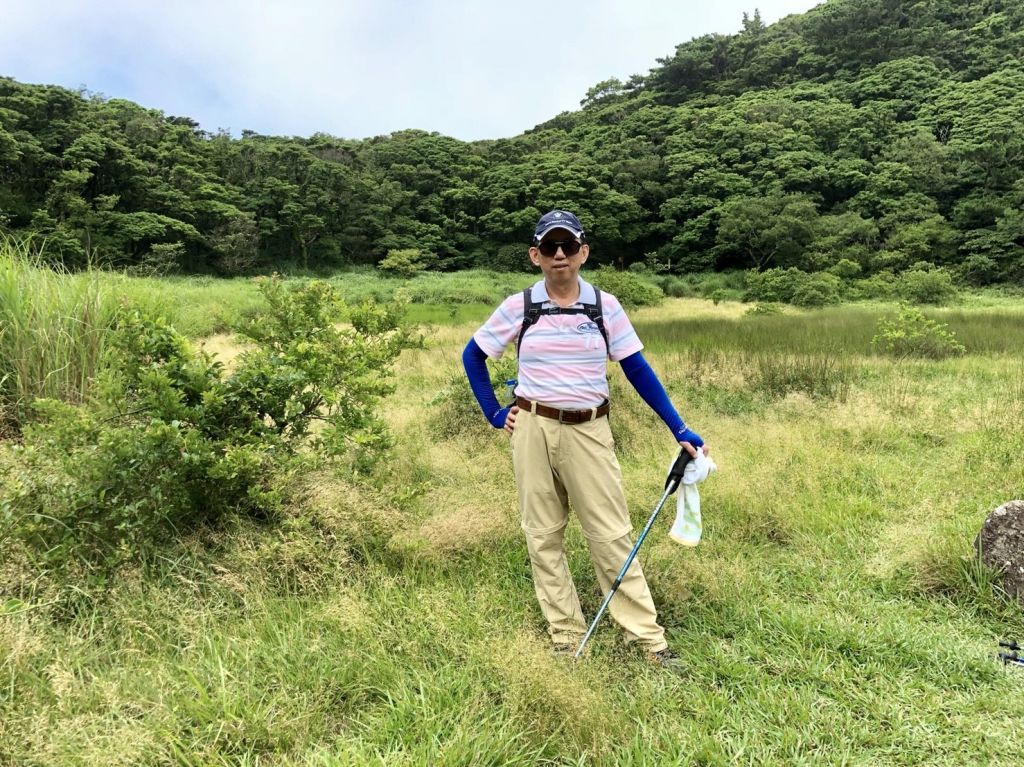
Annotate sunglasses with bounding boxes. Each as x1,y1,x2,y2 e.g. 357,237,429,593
537,239,583,257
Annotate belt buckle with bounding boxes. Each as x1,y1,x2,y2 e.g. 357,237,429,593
558,408,568,424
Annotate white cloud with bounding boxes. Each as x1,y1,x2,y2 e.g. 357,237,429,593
0,0,822,140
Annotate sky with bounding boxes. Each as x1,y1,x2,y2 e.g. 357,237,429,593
1,0,823,142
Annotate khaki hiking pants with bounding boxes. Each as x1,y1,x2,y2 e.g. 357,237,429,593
510,408,667,651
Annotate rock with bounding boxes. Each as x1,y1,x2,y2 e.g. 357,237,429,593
975,500,1024,605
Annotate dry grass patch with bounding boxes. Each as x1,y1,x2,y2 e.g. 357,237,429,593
196,332,247,371
315,592,378,638
477,631,624,758
0,610,48,670
650,545,756,607
394,503,515,559
297,471,403,536
632,296,754,322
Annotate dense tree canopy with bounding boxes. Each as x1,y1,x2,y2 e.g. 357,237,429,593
1,0,1022,280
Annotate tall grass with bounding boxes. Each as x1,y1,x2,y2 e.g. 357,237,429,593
74,269,533,340
100,273,267,338
636,304,1024,355
0,236,120,430
325,268,534,306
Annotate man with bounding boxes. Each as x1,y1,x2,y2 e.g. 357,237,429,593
462,209,707,668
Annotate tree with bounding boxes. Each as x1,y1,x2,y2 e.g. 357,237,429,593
715,192,819,270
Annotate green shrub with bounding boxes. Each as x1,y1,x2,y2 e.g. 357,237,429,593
233,278,411,469
588,266,663,308
489,244,532,273
744,302,783,317
743,268,842,307
827,258,862,280
697,272,740,298
126,242,184,277
896,268,959,305
403,275,518,304
653,275,693,298
849,271,898,301
641,250,674,274
0,278,410,571
871,305,966,359
378,249,426,278
955,255,1000,287
743,268,797,303
791,274,843,307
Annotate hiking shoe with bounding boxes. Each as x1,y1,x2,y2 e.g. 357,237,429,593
645,647,686,672
553,642,577,657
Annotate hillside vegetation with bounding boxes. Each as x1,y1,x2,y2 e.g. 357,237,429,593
1,0,1022,283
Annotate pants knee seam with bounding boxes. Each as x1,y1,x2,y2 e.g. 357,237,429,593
523,519,569,537
583,525,632,544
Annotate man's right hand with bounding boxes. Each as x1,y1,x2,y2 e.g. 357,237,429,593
504,405,520,434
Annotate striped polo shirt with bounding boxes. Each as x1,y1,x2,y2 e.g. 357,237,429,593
473,278,643,410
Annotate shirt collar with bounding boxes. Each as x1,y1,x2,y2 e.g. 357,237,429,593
530,278,597,306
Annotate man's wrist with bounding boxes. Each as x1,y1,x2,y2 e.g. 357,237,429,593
490,406,510,429
675,426,704,447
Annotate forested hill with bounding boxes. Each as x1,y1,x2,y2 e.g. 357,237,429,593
1,0,1022,281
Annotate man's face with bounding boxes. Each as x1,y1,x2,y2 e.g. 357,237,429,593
528,228,590,284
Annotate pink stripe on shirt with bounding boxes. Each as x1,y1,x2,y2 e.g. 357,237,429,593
473,278,643,409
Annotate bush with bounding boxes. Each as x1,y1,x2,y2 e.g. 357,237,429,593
696,271,746,298
587,266,663,308
849,271,898,301
744,302,783,317
955,255,1000,287
896,268,959,305
378,249,426,278
653,276,693,298
488,244,533,273
827,258,862,280
871,305,966,359
743,268,842,307
126,242,184,277
791,274,842,307
0,278,410,571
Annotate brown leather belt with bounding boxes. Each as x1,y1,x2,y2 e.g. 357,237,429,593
517,396,609,424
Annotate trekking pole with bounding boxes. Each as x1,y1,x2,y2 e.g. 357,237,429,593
575,448,694,660
998,640,1024,668
505,379,518,407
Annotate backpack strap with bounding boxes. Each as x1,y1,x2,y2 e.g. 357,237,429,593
516,287,542,358
584,289,610,355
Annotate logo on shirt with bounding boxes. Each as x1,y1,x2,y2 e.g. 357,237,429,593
576,321,601,334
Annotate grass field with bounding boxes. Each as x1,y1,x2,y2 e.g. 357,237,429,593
3,269,1024,765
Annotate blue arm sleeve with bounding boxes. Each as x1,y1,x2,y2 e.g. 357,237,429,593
462,338,509,429
619,351,703,447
